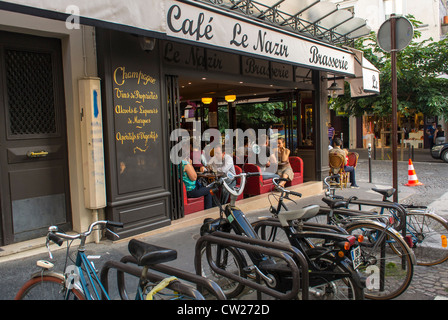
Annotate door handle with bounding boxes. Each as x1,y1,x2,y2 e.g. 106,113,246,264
27,151,49,158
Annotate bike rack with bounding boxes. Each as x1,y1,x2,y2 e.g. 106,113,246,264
254,216,350,235
100,257,227,300
320,198,408,238
347,199,408,230
195,231,309,300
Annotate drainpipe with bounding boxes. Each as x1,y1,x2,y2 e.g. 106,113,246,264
92,209,100,244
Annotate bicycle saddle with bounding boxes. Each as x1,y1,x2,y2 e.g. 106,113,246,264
321,197,348,209
128,239,177,266
278,204,320,227
371,188,396,199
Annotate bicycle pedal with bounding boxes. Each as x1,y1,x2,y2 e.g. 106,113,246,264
37,260,54,269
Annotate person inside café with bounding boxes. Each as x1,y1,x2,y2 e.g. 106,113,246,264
275,137,294,188
181,144,214,210
257,134,277,173
208,144,236,203
329,137,359,188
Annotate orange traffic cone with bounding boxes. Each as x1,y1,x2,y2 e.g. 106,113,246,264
404,159,423,186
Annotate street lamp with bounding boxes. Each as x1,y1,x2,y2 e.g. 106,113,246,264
328,80,343,98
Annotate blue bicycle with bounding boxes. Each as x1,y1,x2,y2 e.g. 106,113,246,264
15,221,209,300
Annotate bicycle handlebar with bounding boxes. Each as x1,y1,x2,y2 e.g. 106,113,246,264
48,220,124,244
323,174,340,187
272,177,302,198
209,171,279,198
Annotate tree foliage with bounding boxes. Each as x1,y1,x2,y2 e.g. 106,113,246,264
330,15,448,118
218,102,283,132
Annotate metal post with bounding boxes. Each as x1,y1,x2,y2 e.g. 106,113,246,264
373,137,377,160
368,143,372,183
391,14,398,203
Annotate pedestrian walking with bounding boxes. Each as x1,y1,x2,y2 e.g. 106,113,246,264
426,122,437,149
328,123,335,147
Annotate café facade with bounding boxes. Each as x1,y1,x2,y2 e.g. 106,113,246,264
0,0,379,244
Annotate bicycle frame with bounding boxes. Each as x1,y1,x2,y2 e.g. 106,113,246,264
72,249,110,300
202,173,364,291
323,175,408,231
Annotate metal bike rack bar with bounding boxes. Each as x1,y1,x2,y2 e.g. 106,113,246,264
195,231,309,300
348,199,408,231
319,206,389,221
100,258,226,300
255,216,349,235
121,255,227,300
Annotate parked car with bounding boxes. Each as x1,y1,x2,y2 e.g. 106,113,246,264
431,142,448,163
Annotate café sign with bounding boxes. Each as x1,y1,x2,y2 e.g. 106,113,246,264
165,0,355,76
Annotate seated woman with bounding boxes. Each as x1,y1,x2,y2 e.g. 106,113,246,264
434,125,445,145
181,157,213,210
276,137,294,188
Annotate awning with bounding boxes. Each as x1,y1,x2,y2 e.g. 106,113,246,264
349,48,380,97
199,0,371,45
327,48,380,98
0,0,166,35
0,0,371,46
0,0,374,76
0,0,378,80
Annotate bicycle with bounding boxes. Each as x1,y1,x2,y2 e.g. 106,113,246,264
325,175,448,266
370,188,448,266
15,221,207,300
198,172,365,300
315,175,416,300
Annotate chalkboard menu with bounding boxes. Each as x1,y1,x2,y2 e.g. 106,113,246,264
110,34,163,194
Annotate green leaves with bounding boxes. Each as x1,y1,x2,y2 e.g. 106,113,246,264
333,15,448,118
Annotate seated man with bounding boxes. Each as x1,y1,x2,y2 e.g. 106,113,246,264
209,144,236,203
329,138,359,188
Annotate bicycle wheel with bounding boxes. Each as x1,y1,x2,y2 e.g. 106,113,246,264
406,212,448,266
345,222,414,300
254,222,290,244
199,243,247,299
307,251,364,300
15,274,85,300
255,222,364,300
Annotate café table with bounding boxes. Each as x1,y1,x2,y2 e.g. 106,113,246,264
196,171,226,184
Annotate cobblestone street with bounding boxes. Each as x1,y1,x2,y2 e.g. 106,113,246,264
353,153,448,299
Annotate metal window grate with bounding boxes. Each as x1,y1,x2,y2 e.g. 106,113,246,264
5,49,57,135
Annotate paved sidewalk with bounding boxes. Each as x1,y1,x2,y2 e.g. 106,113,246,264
1,152,447,300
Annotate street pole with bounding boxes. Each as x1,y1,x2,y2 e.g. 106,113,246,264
391,14,398,203
368,143,372,183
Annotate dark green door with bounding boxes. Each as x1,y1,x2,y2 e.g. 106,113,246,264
0,31,71,245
